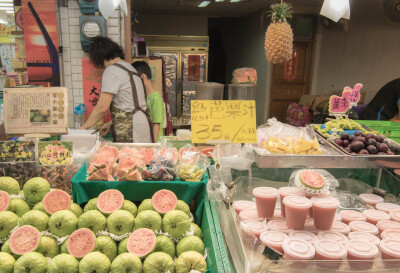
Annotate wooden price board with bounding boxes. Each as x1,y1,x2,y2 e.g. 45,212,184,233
191,100,257,143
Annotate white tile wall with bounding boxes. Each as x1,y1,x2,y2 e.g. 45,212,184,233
59,0,125,127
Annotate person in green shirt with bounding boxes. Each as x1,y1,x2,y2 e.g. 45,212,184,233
132,61,164,142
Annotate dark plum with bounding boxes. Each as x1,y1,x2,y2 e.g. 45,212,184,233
354,136,366,144
367,145,378,154
345,146,352,153
354,131,363,136
351,141,364,153
367,138,378,147
365,133,375,140
349,135,356,142
359,149,369,155
334,138,343,147
343,140,350,147
375,135,385,143
340,132,349,140
378,143,389,153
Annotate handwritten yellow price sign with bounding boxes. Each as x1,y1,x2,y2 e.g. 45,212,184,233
191,100,257,143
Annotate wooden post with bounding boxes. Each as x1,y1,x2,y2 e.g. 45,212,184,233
124,0,132,62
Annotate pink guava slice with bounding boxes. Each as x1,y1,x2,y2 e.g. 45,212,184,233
299,170,325,190
9,225,41,255
99,146,119,162
145,148,154,165
67,228,96,258
42,189,71,214
159,147,179,164
97,189,124,214
0,190,10,212
152,189,178,214
179,146,200,164
127,228,156,258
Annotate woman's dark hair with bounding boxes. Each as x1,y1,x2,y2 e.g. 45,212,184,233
89,36,125,68
132,61,152,79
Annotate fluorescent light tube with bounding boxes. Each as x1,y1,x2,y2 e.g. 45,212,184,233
215,0,224,2
230,0,241,2
198,1,210,7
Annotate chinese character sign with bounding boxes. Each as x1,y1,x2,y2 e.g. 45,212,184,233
328,95,350,114
191,100,257,143
188,55,200,82
343,83,363,105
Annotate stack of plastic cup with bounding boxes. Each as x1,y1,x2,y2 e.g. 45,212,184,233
362,209,390,225
346,240,379,270
259,231,288,254
253,187,279,219
311,197,340,230
233,200,257,214
278,187,305,217
379,238,400,267
359,193,384,207
339,210,366,224
314,239,347,269
283,196,312,230
348,221,379,235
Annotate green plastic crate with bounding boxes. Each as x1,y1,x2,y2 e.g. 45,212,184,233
356,120,400,137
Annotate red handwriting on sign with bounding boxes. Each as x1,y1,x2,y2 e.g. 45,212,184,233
342,83,363,104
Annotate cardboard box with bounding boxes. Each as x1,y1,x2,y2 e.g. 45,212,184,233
299,95,330,111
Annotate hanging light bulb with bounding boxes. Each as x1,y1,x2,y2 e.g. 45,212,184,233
99,0,128,20
320,0,350,22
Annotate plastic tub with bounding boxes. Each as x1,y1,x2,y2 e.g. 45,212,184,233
377,220,400,234
195,82,224,100
348,232,380,246
283,196,312,230
289,230,318,244
259,231,288,254
339,210,366,224
314,239,347,269
317,230,349,245
359,193,384,207
362,209,390,225
349,221,379,235
279,187,305,217
311,197,340,230
390,210,400,222
233,200,257,214
381,230,400,240
329,221,351,235
238,209,264,222
242,221,268,238
253,187,279,219
376,202,400,213
267,220,293,234
282,238,315,260
346,240,379,270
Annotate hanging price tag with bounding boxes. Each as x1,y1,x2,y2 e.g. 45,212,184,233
191,100,257,144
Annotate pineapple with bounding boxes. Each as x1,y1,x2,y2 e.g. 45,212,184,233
264,2,294,64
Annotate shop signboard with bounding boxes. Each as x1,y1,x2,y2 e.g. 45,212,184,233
191,100,257,143
0,141,36,163
38,141,73,165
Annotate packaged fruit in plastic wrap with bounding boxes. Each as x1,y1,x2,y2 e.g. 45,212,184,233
313,117,377,138
0,162,40,189
86,144,119,181
115,146,146,181
39,165,79,194
178,145,210,181
38,142,72,165
141,147,179,181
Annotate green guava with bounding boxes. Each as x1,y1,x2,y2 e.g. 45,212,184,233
111,253,142,273
79,252,111,273
175,251,207,273
1,240,20,259
13,252,47,273
0,211,19,239
0,176,20,195
48,210,78,237
107,210,135,236
32,202,48,215
0,252,15,273
94,236,117,262
47,253,79,273
154,235,175,259
175,200,190,216
122,200,138,217
23,177,50,204
191,223,203,239
78,210,107,234
162,210,191,238
135,210,162,232
83,198,98,213
36,236,60,258
9,198,30,217
142,252,175,273
60,239,68,254
68,203,83,218
118,237,129,254
176,236,205,257
137,199,154,214
19,210,49,232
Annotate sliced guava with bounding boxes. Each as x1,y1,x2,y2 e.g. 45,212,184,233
13,252,47,273
111,252,142,273
97,189,124,215
299,170,325,190
19,210,49,232
67,228,96,258
142,252,175,273
0,190,10,212
176,235,205,257
152,189,178,214
42,189,71,214
78,210,107,234
47,253,79,273
79,251,111,273
107,210,135,236
135,210,162,232
94,236,118,262
9,225,41,255
22,177,50,204
175,251,207,273
127,228,156,258
48,210,78,237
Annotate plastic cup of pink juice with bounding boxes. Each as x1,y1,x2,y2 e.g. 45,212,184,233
273,210,285,220
348,232,380,246
376,202,400,213
283,196,312,230
377,220,400,235
233,200,256,214
381,230,400,240
311,197,340,230
242,220,268,238
289,230,318,244
317,230,348,245
329,221,351,235
346,240,379,270
390,210,400,222
303,219,319,234
253,187,279,219
334,213,342,222
279,187,305,217
359,193,384,207
339,210,366,225
362,209,390,225
239,209,264,222
282,238,315,261
379,239,400,268
267,220,293,234
314,239,347,269
259,230,288,254
349,221,379,235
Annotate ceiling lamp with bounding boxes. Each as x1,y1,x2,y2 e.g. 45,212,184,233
320,0,350,22
99,0,128,19
198,1,211,7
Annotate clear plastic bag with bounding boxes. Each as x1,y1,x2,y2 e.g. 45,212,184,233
85,141,119,181
142,147,178,181
288,168,338,197
115,146,146,181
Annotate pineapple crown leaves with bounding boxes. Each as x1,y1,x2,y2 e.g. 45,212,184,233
266,2,293,23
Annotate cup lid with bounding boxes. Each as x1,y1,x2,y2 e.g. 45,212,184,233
362,209,390,222
282,238,315,260
381,230,400,240
279,187,305,197
314,239,347,259
359,193,384,204
348,232,380,246
339,210,366,222
346,240,379,259
253,187,279,198
239,209,264,222
376,202,400,213
267,220,293,234
289,230,318,244
377,220,400,231
334,213,342,222
317,230,348,245
390,210,400,222
379,239,400,259
311,196,340,208
329,221,351,235
303,219,319,234
349,221,379,235
233,200,257,211
259,231,288,247
244,221,268,232
282,196,312,209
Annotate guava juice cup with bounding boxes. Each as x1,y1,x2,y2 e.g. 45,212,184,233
314,239,347,269
239,209,264,222
359,193,384,207
311,197,340,230
283,196,312,230
233,200,256,214
317,230,348,245
376,202,400,213
349,221,379,235
379,238,400,268
242,220,268,238
259,231,288,254
381,230,400,240
334,213,342,222
377,220,400,235
279,187,305,217
267,220,293,234
339,210,366,225
362,209,390,225
329,221,351,235
346,240,379,270
389,210,400,222
289,230,318,244
282,238,315,268
348,232,380,246
253,187,279,219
